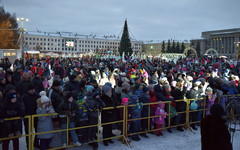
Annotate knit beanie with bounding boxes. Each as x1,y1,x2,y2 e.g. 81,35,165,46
86,85,94,93
122,82,130,90
121,98,129,105
52,80,61,87
27,83,35,91
147,84,154,92
210,104,224,118
162,84,170,91
105,82,112,88
103,84,111,94
40,91,50,103
6,92,17,101
4,84,16,93
206,87,213,93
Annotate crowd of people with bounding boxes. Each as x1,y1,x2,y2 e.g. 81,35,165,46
0,55,238,150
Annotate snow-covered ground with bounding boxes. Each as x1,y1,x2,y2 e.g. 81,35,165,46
7,125,240,150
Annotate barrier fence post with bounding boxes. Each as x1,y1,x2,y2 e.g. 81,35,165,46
31,115,35,150
185,99,192,132
168,101,170,129
148,104,150,132
203,97,206,118
122,105,126,143
66,116,69,146
97,109,100,141
28,116,32,150
125,105,128,138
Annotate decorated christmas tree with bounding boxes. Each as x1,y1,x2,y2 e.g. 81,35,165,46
119,19,133,56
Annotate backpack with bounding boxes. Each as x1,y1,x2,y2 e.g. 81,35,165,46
190,100,198,110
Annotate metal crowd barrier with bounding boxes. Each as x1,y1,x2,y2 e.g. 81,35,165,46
0,95,239,150
0,116,31,149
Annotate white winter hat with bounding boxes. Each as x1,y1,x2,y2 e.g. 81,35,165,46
40,91,50,103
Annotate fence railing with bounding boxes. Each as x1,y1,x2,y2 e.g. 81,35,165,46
0,95,239,150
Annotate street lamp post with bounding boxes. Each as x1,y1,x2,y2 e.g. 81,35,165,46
16,17,29,65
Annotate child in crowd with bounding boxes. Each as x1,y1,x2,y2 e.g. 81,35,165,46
76,94,90,144
36,91,55,150
130,95,143,141
42,77,50,92
205,87,217,116
154,101,167,136
162,84,177,133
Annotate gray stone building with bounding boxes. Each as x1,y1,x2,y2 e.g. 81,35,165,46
190,28,240,59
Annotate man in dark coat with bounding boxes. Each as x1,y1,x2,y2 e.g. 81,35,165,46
101,84,115,146
22,83,40,148
201,104,232,150
64,73,82,100
139,86,150,138
16,72,32,97
48,80,63,111
32,73,44,93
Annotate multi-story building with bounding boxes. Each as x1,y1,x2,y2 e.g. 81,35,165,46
142,41,190,56
24,31,143,57
190,28,240,59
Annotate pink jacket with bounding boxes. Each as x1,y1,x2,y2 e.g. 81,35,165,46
154,107,167,124
42,81,50,89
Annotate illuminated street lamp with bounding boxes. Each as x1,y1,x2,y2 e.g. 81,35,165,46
16,17,29,65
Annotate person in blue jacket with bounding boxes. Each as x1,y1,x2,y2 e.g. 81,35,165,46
130,95,143,141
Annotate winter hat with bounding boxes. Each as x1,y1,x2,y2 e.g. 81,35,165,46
147,84,154,92
105,82,112,88
90,79,97,84
158,101,165,109
210,104,224,118
103,84,111,94
198,78,206,85
142,86,149,93
122,82,130,90
194,81,202,86
162,84,170,91
52,80,61,87
40,91,50,103
175,77,183,82
171,81,177,87
121,98,129,105
134,83,141,90
206,87,213,93
86,85,94,93
4,84,16,93
134,77,140,82
27,83,35,91
187,76,193,81
63,91,72,100
6,92,17,100
122,77,130,83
